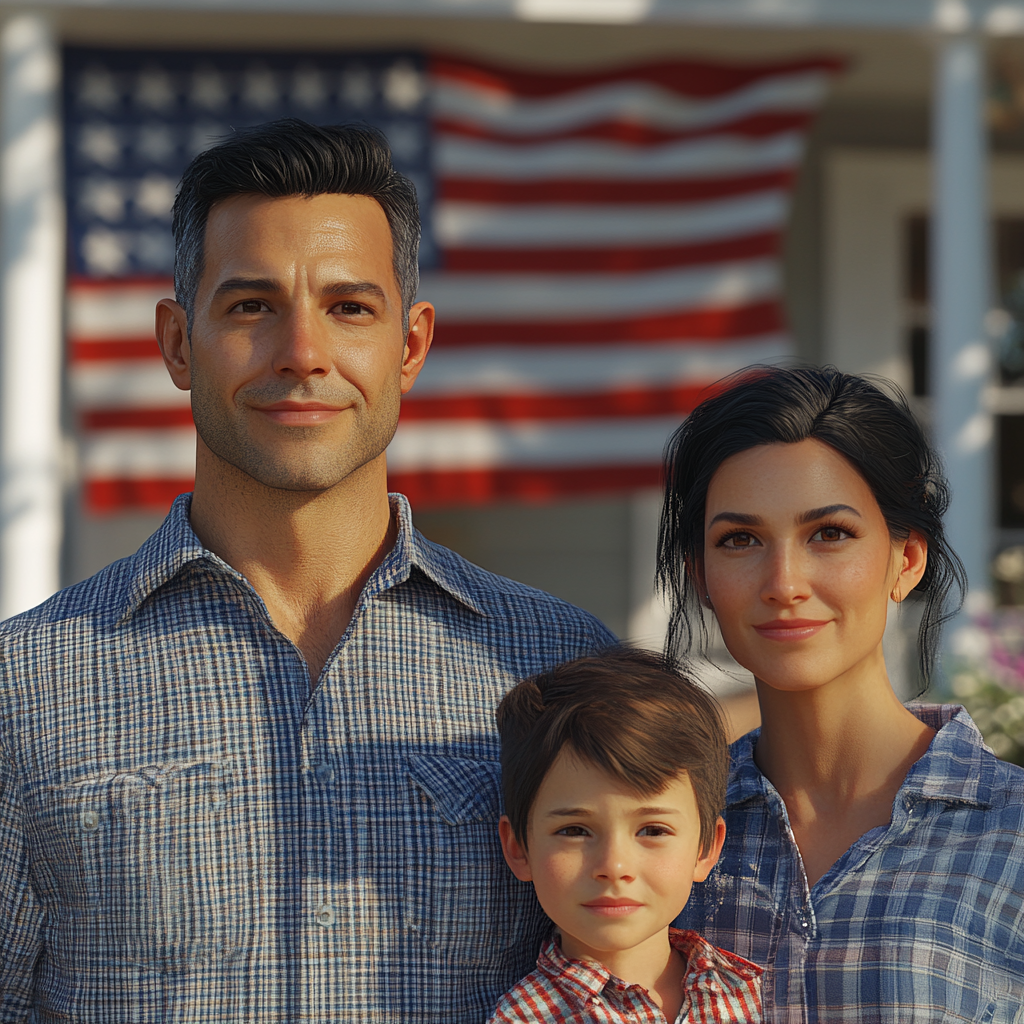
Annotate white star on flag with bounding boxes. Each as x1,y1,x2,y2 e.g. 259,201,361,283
80,178,127,222
292,66,327,109
81,227,129,275
135,175,176,220
136,68,176,110
79,123,120,167
243,66,279,110
79,67,119,110
191,68,229,111
383,61,425,111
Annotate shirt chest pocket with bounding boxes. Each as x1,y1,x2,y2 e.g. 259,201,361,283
402,754,532,962
54,759,255,967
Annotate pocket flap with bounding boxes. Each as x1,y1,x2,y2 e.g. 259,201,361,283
405,755,501,825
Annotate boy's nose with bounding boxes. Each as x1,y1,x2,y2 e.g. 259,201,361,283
592,834,636,883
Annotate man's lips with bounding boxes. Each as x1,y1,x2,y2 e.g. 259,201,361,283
753,618,830,641
582,898,644,917
254,401,346,426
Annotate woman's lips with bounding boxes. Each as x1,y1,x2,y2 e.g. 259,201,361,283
752,619,830,641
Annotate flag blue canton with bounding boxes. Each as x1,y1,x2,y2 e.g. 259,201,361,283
62,47,437,279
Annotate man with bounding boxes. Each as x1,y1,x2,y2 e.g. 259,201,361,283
0,120,614,1023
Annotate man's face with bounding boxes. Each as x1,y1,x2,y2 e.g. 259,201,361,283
175,192,428,492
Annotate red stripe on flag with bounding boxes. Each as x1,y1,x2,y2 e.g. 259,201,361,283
431,301,783,347
399,383,722,422
434,112,812,145
443,232,780,273
389,464,662,508
431,55,845,99
81,408,193,430
70,338,160,362
86,477,193,514
67,274,174,291
438,171,794,205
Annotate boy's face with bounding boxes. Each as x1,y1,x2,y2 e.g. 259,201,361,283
499,750,725,967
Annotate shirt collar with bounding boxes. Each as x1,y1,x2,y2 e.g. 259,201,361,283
535,927,761,1006
113,490,486,624
726,702,996,811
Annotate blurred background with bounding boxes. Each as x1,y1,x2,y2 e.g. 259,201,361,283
4,0,1024,747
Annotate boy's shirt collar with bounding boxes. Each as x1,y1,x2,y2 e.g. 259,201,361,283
537,927,762,1015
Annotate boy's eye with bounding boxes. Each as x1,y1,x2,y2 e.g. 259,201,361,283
555,825,591,838
637,825,673,837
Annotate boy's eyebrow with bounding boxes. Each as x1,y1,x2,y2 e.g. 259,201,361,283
545,807,593,817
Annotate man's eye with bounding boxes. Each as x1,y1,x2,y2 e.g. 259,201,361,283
234,299,268,314
337,301,368,315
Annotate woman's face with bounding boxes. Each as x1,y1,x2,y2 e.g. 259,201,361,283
702,438,924,693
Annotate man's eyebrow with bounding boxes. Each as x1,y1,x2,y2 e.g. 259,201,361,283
320,280,387,301
800,503,861,523
213,277,280,297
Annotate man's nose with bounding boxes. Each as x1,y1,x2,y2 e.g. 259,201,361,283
270,306,330,378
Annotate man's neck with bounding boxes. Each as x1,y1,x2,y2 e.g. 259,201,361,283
189,445,396,687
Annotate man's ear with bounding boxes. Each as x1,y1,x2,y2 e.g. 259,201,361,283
692,816,726,883
400,300,434,394
498,815,533,882
155,298,192,392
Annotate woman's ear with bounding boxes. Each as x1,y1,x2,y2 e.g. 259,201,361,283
890,530,928,603
498,815,533,882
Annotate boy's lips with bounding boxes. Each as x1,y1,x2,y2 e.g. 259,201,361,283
582,897,644,916
753,618,830,641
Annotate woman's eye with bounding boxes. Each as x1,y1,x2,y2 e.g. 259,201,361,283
720,532,759,548
812,525,849,542
234,299,268,314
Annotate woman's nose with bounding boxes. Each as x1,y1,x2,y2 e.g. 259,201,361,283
761,543,812,604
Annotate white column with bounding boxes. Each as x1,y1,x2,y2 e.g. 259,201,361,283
931,29,994,644
0,12,63,620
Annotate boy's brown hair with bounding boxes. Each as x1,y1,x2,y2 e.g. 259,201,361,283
497,646,728,857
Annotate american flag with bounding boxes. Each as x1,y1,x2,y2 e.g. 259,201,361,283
64,48,839,514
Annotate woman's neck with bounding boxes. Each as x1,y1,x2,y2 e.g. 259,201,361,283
752,645,936,886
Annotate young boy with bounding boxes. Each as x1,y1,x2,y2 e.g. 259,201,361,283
490,646,761,1024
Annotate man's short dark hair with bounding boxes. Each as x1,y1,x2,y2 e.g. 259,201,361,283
172,118,420,333
497,646,727,857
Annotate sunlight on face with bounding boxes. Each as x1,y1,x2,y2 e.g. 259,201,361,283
702,438,912,694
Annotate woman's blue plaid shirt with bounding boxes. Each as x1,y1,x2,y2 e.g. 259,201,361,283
0,493,615,1023
677,703,1024,1024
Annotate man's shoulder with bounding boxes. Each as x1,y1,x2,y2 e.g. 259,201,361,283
0,553,138,650
412,530,616,643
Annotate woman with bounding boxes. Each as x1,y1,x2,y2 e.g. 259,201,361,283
664,366,1024,1024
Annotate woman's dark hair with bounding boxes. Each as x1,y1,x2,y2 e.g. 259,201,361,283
497,646,727,857
172,118,420,333
657,365,967,685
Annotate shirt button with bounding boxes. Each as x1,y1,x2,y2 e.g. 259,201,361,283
315,903,336,927
81,810,99,832
314,762,334,783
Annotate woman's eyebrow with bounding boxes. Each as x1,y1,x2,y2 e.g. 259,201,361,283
799,504,861,523
707,511,762,528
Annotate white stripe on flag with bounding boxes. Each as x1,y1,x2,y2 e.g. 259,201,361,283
432,73,831,134
69,284,171,339
81,427,196,477
434,191,787,248
71,362,189,408
410,337,789,395
418,259,779,320
387,416,683,470
433,133,804,180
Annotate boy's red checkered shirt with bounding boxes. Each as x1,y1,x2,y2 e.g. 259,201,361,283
487,927,762,1023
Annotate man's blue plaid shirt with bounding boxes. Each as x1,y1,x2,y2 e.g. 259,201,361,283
0,493,614,1023
677,703,1024,1024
